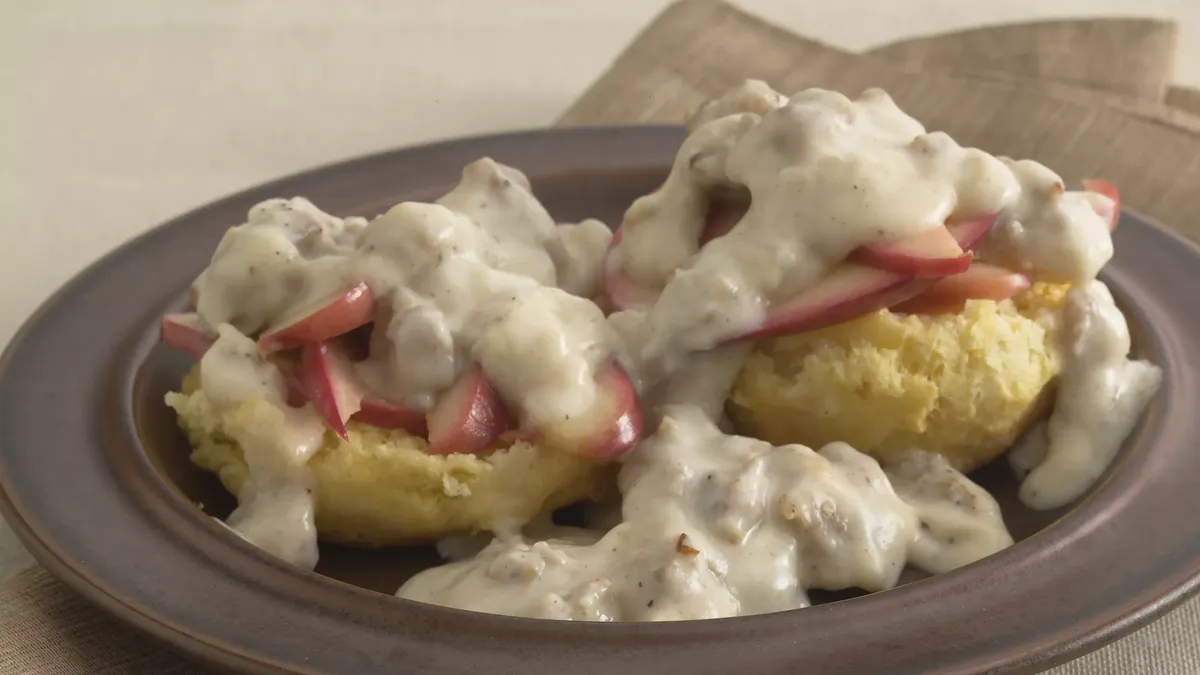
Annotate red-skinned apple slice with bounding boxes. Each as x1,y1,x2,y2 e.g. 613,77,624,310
257,282,376,354
1081,179,1119,231
724,264,932,343
294,341,365,440
606,195,749,310
425,366,509,455
352,397,428,436
945,212,999,251
892,263,1031,315
848,225,972,277
160,313,216,358
267,353,312,408
603,226,663,311
498,428,538,446
279,345,425,432
537,362,643,461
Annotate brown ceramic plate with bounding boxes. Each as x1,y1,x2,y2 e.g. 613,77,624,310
1,126,1198,675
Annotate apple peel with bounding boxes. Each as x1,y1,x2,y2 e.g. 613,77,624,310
536,363,644,461
295,341,366,440
892,263,1031,315
425,366,509,456
257,282,376,354
352,396,428,437
602,227,662,311
725,264,932,343
1081,179,1119,231
849,225,972,277
945,213,999,251
160,313,216,358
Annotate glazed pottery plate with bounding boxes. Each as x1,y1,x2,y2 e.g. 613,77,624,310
1,127,1199,675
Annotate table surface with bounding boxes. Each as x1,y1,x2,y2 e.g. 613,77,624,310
2,0,1198,661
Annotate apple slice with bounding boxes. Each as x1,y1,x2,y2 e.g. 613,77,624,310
848,225,972,277
294,341,365,440
892,263,1031,315
281,345,426,434
257,282,376,354
945,212,999,251
725,264,931,343
352,397,428,436
498,428,538,446
698,198,750,246
1081,179,1119,231
603,227,662,311
425,366,509,455
266,353,311,408
536,363,644,461
160,313,216,358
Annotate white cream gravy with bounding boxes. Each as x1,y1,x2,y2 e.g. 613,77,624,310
398,407,1010,619
182,81,1162,607
199,325,327,570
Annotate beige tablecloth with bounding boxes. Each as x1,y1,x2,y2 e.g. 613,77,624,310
3,1,1200,673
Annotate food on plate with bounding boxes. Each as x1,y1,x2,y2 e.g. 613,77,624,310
601,81,1159,510
728,283,1065,472
163,160,633,563
397,407,1011,618
167,368,606,548
160,80,1162,621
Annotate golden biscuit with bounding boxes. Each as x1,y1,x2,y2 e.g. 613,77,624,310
167,369,608,547
728,284,1068,472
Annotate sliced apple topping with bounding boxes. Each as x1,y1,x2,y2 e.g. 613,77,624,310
848,225,972,277
266,352,313,408
725,264,932,343
945,212,999,251
425,366,509,455
497,428,538,446
536,363,644,461
160,313,217,358
257,282,375,354
267,340,427,435
1081,179,1119,231
603,226,662,311
607,195,751,311
352,396,428,436
294,341,366,440
892,263,1031,315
